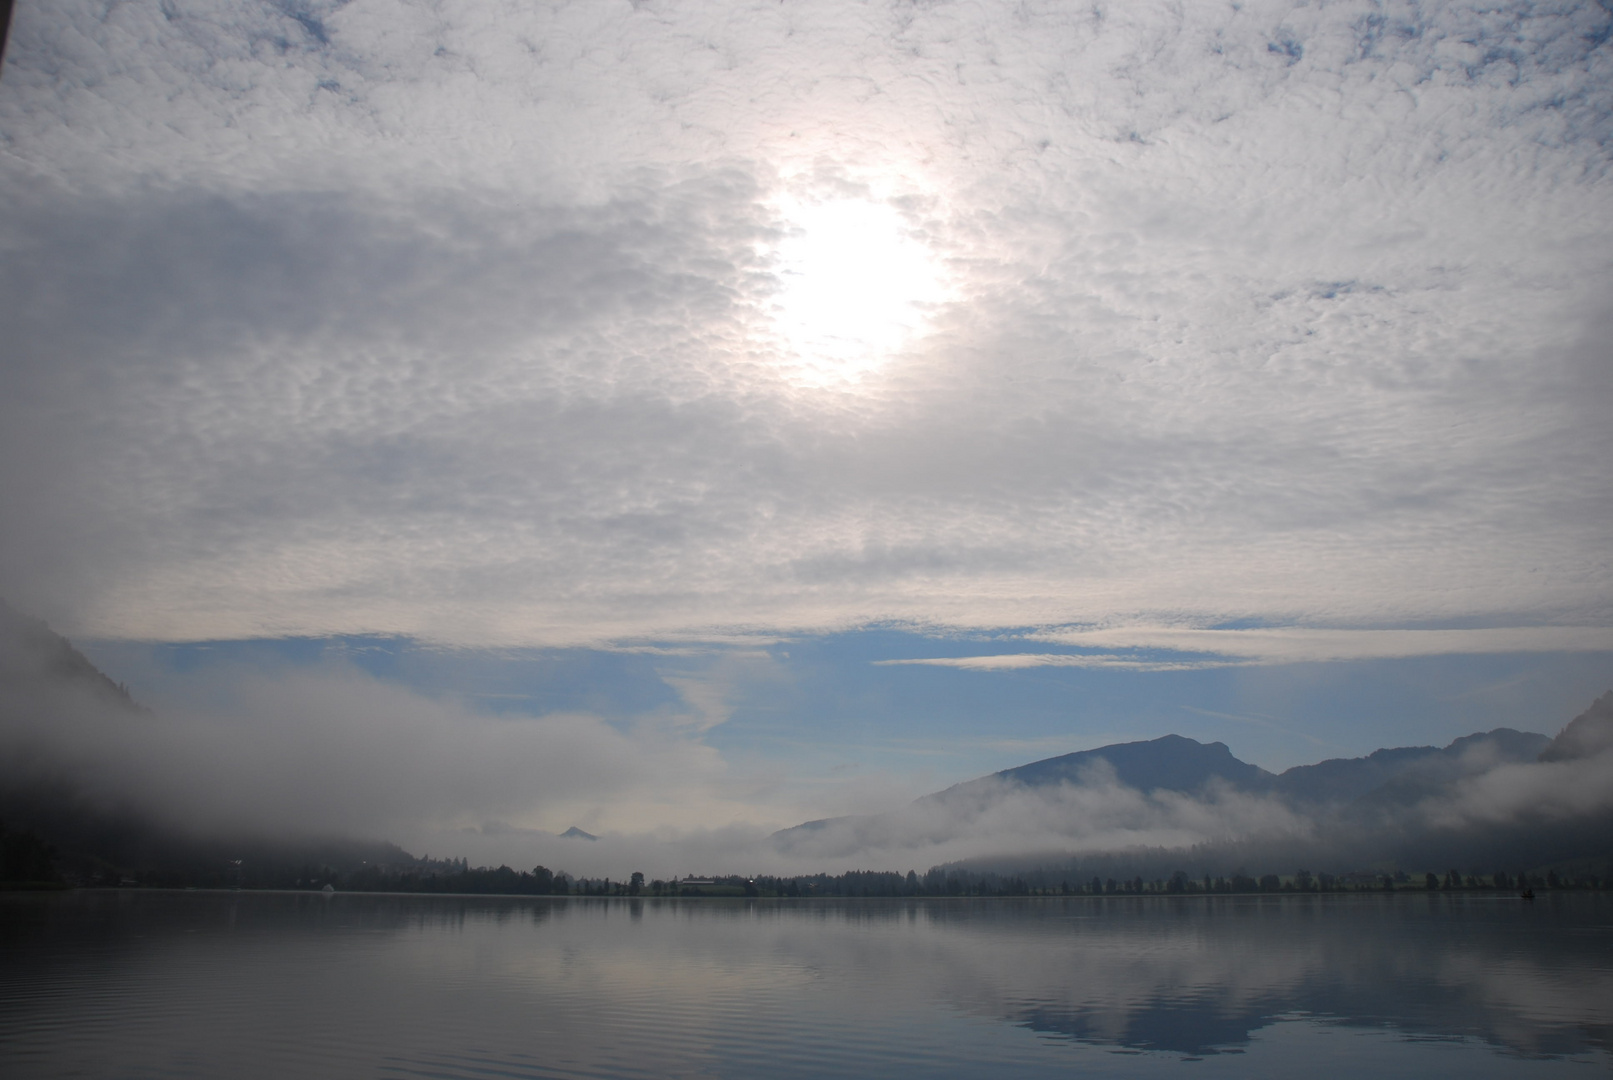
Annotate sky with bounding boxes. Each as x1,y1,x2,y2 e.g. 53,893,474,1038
1,0,1611,867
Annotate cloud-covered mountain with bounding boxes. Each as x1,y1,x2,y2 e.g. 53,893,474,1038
0,601,728,881
772,705,1610,873
1271,729,1551,806
0,599,412,883
1540,691,1613,762
0,598,141,713
971,734,1275,797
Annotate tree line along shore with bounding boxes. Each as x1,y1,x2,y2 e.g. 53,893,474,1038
7,834,1608,899
312,865,1607,897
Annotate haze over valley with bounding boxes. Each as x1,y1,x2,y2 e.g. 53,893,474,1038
6,600,1609,887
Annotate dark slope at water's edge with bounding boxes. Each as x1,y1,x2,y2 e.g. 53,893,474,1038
0,599,414,885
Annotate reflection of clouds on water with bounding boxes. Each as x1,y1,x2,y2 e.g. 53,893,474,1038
1430,940,1613,1058
427,894,1613,1060
3,893,1608,1075
648,895,1612,1059
914,897,1613,1058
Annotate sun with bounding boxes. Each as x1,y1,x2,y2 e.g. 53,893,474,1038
770,198,947,382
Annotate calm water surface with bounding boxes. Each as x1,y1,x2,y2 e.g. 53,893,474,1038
1,890,1609,1078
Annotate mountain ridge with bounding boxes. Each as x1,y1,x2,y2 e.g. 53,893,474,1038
771,720,1578,847
0,597,144,713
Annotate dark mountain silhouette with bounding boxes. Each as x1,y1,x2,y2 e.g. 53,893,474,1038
1272,728,1550,807
0,0,14,75
1539,690,1613,762
1269,745,1436,804
968,733,1274,796
559,826,598,841
0,598,144,712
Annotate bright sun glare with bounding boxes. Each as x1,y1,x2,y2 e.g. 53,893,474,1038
772,198,946,381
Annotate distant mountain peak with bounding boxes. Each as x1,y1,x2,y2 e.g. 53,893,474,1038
979,733,1274,796
558,826,598,841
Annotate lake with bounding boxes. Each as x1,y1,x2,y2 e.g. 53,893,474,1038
2,890,1609,1077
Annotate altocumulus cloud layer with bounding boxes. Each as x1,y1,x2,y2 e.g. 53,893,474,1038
1,0,1611,649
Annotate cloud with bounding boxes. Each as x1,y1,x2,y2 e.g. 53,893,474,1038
875,653,1239,672
396,765,1319,878
882,626,1613,670
768,761,1315,870
657,648,790,732
0,0,1609,647
0,645,760,848
1416,747,1613,832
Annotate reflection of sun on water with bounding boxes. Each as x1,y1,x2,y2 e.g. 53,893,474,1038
771,198,946,383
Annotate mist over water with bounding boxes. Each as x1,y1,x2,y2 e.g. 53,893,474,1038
2,891,1608,1078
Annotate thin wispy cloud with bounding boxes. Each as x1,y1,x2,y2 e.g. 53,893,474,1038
874,653,1240,672
880,626,1613,671
1030,626,1613,663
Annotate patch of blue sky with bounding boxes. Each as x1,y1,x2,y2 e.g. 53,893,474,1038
705,635,1613,777
82,632,1613,783
81,636,682,721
